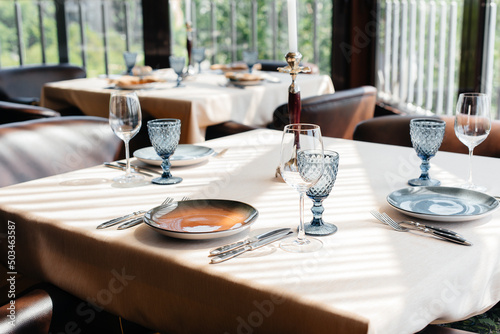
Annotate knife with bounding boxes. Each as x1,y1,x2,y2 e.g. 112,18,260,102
117,216,143,230
209,228,292,256
401,220,463,237
116,161,162,175
104,163,153,177
210,229,293,264
97,210,146,229
399,222,472,246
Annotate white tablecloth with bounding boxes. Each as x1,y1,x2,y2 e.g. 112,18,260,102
1,129,499,334
41,71,335,143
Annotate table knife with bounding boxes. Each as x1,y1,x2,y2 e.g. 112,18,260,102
209,228,292,256
401,220,463,237
210,230,293,264
117,216,143,230
116,161,162,175
399,222,472,246
103,163,153,177
97,210,146,229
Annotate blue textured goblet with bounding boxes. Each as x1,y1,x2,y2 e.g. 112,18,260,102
305,150,339,236
123,52,137,75
243,51,258,73
147,119,182,185
408,118,446,186
169,56,185,87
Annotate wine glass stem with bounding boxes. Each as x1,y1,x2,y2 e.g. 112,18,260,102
298,192,306,241
468,147,474,186
124,139,131,177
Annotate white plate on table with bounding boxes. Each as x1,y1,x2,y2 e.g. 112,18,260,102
143,199,259,240
387,186,499,222
133,145,215,167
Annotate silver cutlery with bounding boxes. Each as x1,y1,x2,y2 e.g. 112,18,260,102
210,229,293,264
399,220,463,237
97,197,173,229
214,148,229,158
104,162,153,177
209,228,292,256
370,211,472,246
117,196,189,230
116,161,162,175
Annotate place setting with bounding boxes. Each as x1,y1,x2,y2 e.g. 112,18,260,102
372,93,498,245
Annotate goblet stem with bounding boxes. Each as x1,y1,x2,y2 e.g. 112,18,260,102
161,157,172,179
310,198,325,226
467,147,474,186
124,139,132,177
419,158,430,180
298,192,306,242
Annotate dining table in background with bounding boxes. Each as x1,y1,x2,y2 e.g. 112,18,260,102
40,70,335,144
1,129,500,333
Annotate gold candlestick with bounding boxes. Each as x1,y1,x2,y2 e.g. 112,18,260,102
278,52,311,124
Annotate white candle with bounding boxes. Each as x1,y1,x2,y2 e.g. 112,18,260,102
287,0,298,52
186,0,191,22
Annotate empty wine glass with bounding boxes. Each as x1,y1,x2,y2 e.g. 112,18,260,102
305,150,339,236
192,48,206,74
408,118,446,186
280,123,324,253
169,56,185,87
147,119,183,185
123,52,137,75
109,91,143,185
243,51,258,73
455,93,491,191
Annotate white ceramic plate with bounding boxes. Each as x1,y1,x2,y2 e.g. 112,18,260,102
114,82,159,90
143,199,259,240
387,186,499,222
228,78,264,86
133,145,215,167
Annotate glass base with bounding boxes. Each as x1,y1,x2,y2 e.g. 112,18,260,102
305,222,338,236
455,182,487,192
152,176,183,185
280,236,323,253
408,177,440,186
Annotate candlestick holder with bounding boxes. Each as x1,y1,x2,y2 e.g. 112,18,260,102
186,21,194,75
278,52,311,124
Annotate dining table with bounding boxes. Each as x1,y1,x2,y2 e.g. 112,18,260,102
1,129,500,334
40,70,335,144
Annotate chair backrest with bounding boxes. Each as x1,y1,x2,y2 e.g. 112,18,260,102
353,114,500,158
270,86,377,139
0,64,86,105
0,101,61,125
0,116,122,187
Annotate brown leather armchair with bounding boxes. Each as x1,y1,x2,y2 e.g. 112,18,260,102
0,116,122,187
0,64,86,105
353,114,500,158
0,101,61,125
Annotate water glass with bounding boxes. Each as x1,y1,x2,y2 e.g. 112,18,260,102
305,150,339,236
148,119,182,185
169,56,186,87
123,52,137,75
408,118,446,186
243,51,258,73
192,48,206,74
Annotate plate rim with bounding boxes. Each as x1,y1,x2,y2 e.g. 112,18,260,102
133,144,215,166
386,186,499,221
143,199,259,239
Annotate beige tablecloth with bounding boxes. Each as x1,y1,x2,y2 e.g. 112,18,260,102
1,129,500,333
41,71,335,143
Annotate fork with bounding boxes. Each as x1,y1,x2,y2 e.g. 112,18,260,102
370,211,472,246
116,196,190,230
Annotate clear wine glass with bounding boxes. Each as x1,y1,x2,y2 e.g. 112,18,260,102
408,118,446,186
280,123,324,253
109,91,143,185
169,56,186,87
192,48,206,74
147,119,183,185
455,92,491,191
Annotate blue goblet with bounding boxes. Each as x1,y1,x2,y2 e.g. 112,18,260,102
169,56,185,87
147,119,182,185
192,48,206,74
123,52,137,75
243,51,258,73
305,150,339,236
408,118,446,186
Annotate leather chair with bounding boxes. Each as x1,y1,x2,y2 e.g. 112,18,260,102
353,114,500,158
0,101,61,125
0,116,122,187
0,64,86,105
270,85,377,139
